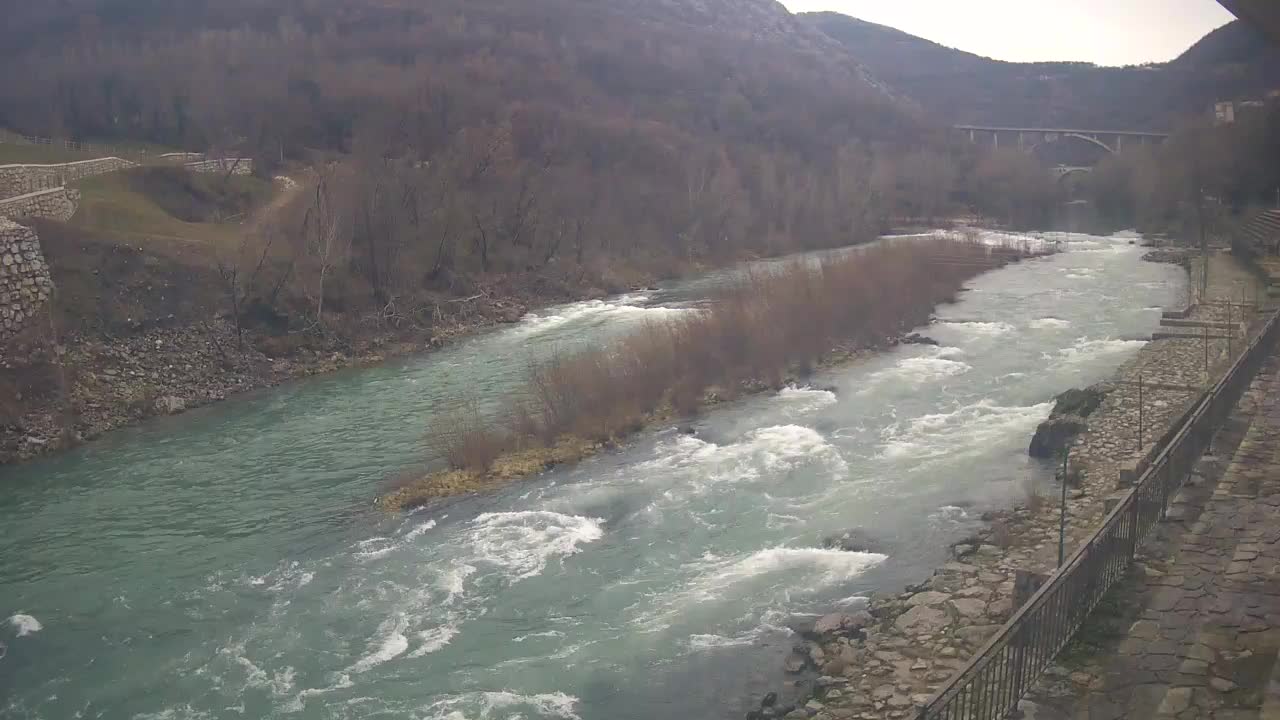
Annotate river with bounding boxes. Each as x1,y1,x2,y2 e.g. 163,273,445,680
0,231,1183,720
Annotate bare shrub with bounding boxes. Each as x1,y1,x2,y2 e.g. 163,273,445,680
429,404,511,472
989,520,1013,549
1024,479,1048,514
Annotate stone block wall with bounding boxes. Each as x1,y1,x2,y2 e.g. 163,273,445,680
184,158,254,176
0,218,53,341
0,157,136,199
0,187,80,222
160,152,206,163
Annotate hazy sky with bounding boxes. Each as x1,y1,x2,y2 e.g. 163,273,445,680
779,0,1236,66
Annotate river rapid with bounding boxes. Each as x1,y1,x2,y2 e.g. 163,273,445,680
0,231,1183,720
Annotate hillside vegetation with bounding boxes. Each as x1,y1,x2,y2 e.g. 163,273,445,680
4,0,1280,463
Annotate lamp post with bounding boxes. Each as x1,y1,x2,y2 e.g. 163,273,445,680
1059,446,1070,568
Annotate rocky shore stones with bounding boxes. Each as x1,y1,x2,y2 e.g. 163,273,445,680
154,395,187,415
813,611,872,636
894,604,948,634
783,651,809,674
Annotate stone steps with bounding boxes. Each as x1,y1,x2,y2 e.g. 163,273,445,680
1151,330,1235,341
1160,318,1240,330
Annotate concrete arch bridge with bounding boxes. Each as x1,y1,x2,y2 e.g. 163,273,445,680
955,125,1170,156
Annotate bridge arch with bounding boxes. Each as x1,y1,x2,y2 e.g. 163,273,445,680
1052,166,1093,181
1028,133,1117,157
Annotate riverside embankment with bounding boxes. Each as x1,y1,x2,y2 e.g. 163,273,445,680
775,248,1258,720
1,275,568,465
0,231,1181,720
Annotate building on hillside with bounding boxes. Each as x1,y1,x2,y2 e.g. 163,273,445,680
1214,101,1237,125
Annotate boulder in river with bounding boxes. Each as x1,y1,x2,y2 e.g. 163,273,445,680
1028,384,1110,458
1028,416,1086,459
1050,385,1110,419
901,333,940,346
820,528,880,554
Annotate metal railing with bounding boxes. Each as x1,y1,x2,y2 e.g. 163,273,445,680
918,307,1280,720
1,131,148,160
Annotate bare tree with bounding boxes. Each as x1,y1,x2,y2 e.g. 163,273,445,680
302,165,346,330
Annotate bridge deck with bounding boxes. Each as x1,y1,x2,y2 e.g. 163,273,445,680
954,125,1171,137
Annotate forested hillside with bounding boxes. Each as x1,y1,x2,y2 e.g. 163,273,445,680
0,0,946,325
804,13,1280,130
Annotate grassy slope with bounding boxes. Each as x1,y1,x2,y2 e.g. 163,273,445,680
0,144,111,165
69,170,273,253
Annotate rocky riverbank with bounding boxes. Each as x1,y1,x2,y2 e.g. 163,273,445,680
0,281,584,465
748,250,1258,720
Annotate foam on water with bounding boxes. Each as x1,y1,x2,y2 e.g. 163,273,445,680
7,614,42,637
440,562,478,603
408,623,461,658
132,706,216,720
508,298,696,340
706,547,887,587
348,615,410,674
686,609,794,653
637,548,887,629
405,518,438,541
931,505,970,522
1055,337,1147,368
467,512,605,581
938,320,1014,337
353,518,441,562
871,348,971,385
513,630,566,643
284,673,355,713
639,425,848,488
421,691,581,720
1030,318,1072,329
881,400,1053,462
776,385,837,413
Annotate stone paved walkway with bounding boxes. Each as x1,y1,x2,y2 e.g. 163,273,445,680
1025,351,1280,719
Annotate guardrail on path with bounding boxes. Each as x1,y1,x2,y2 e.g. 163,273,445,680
918,307,1280,719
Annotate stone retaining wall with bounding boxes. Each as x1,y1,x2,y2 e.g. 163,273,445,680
160,152,206,162
0,157,136,199
184,158,253,176
0,218,53,341
0,187,80,222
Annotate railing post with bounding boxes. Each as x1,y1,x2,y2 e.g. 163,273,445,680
1138,374,1144,452
1059,447,1069,568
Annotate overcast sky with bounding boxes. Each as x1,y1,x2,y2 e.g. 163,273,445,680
779,0,1236,66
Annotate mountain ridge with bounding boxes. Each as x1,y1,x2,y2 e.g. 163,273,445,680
802,12,1280,130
